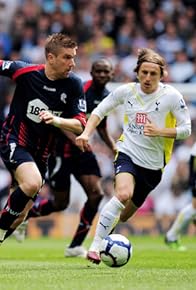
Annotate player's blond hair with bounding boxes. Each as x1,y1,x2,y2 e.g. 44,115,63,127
134,48,168,77
45,33,77,57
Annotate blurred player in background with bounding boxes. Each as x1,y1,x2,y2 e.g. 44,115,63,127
76,48,192,264
0,33,86,244
14,59,116,258
165,142,196,250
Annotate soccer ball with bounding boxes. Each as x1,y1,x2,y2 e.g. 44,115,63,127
99,234,132,267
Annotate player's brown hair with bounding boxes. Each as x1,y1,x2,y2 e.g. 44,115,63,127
134,48,167,77
45,33,77,57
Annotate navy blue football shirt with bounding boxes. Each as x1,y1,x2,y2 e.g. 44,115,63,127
0,60,86,161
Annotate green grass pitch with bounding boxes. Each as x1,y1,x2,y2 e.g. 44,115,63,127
0,236,195,290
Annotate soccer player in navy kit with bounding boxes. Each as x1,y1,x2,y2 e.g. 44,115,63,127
0,33,86,244
15,59,115,257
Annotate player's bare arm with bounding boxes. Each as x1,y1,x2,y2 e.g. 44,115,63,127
39,110,83,134
76,114,101,151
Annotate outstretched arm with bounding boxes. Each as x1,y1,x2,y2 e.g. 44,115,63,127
75,88,123,151
39,110,84,134
76,114,101,152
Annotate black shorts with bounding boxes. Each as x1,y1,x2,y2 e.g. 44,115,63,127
114,152,162,207
0,143,47,182
48,151,101,191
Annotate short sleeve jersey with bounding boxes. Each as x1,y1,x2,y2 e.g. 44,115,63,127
92,82,191,170
0,60,86,161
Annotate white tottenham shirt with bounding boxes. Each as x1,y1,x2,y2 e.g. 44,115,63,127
92,82,191,170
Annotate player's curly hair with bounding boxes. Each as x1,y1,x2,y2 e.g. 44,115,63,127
45,33,77,57
134,48,168,78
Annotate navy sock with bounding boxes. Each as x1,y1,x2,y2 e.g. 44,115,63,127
0,187,31,230
69,200,101,248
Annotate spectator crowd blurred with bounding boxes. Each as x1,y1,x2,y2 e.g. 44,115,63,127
0,0,196,234
0,0,195,84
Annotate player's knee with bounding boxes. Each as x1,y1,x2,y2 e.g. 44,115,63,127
21,180,42,197
116,191,131,204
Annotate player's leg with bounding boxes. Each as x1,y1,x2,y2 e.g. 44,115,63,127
0,159,43,242
165,198,196,250
87,153,136,263
165,154,196,250
65,151,103,257
13,154,70,242
27,186,70,218
27,155,71,218
87,172,132,263
13,185,70,242
66,174,103,257
87,152,162,264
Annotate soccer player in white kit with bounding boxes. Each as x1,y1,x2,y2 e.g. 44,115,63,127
165,142,196,250
76,48,192,264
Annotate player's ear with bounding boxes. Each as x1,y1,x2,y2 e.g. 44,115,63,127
47,53,54,63
161,69,168,81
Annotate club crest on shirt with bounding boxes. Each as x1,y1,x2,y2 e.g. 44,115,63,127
155,101,160,111
127,112,147,135
135,113,147,124
60,93,67,104
2,61,12,70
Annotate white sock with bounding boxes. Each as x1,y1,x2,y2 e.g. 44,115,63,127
89,196,125,252
166,203,196,241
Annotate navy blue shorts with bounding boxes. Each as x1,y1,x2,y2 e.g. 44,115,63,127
114,152,162,207
48,151,101,191
0,143,47,182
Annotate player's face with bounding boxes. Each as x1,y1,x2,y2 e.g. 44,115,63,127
91,63,113,86
137,62,162,94
48,47,77,79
